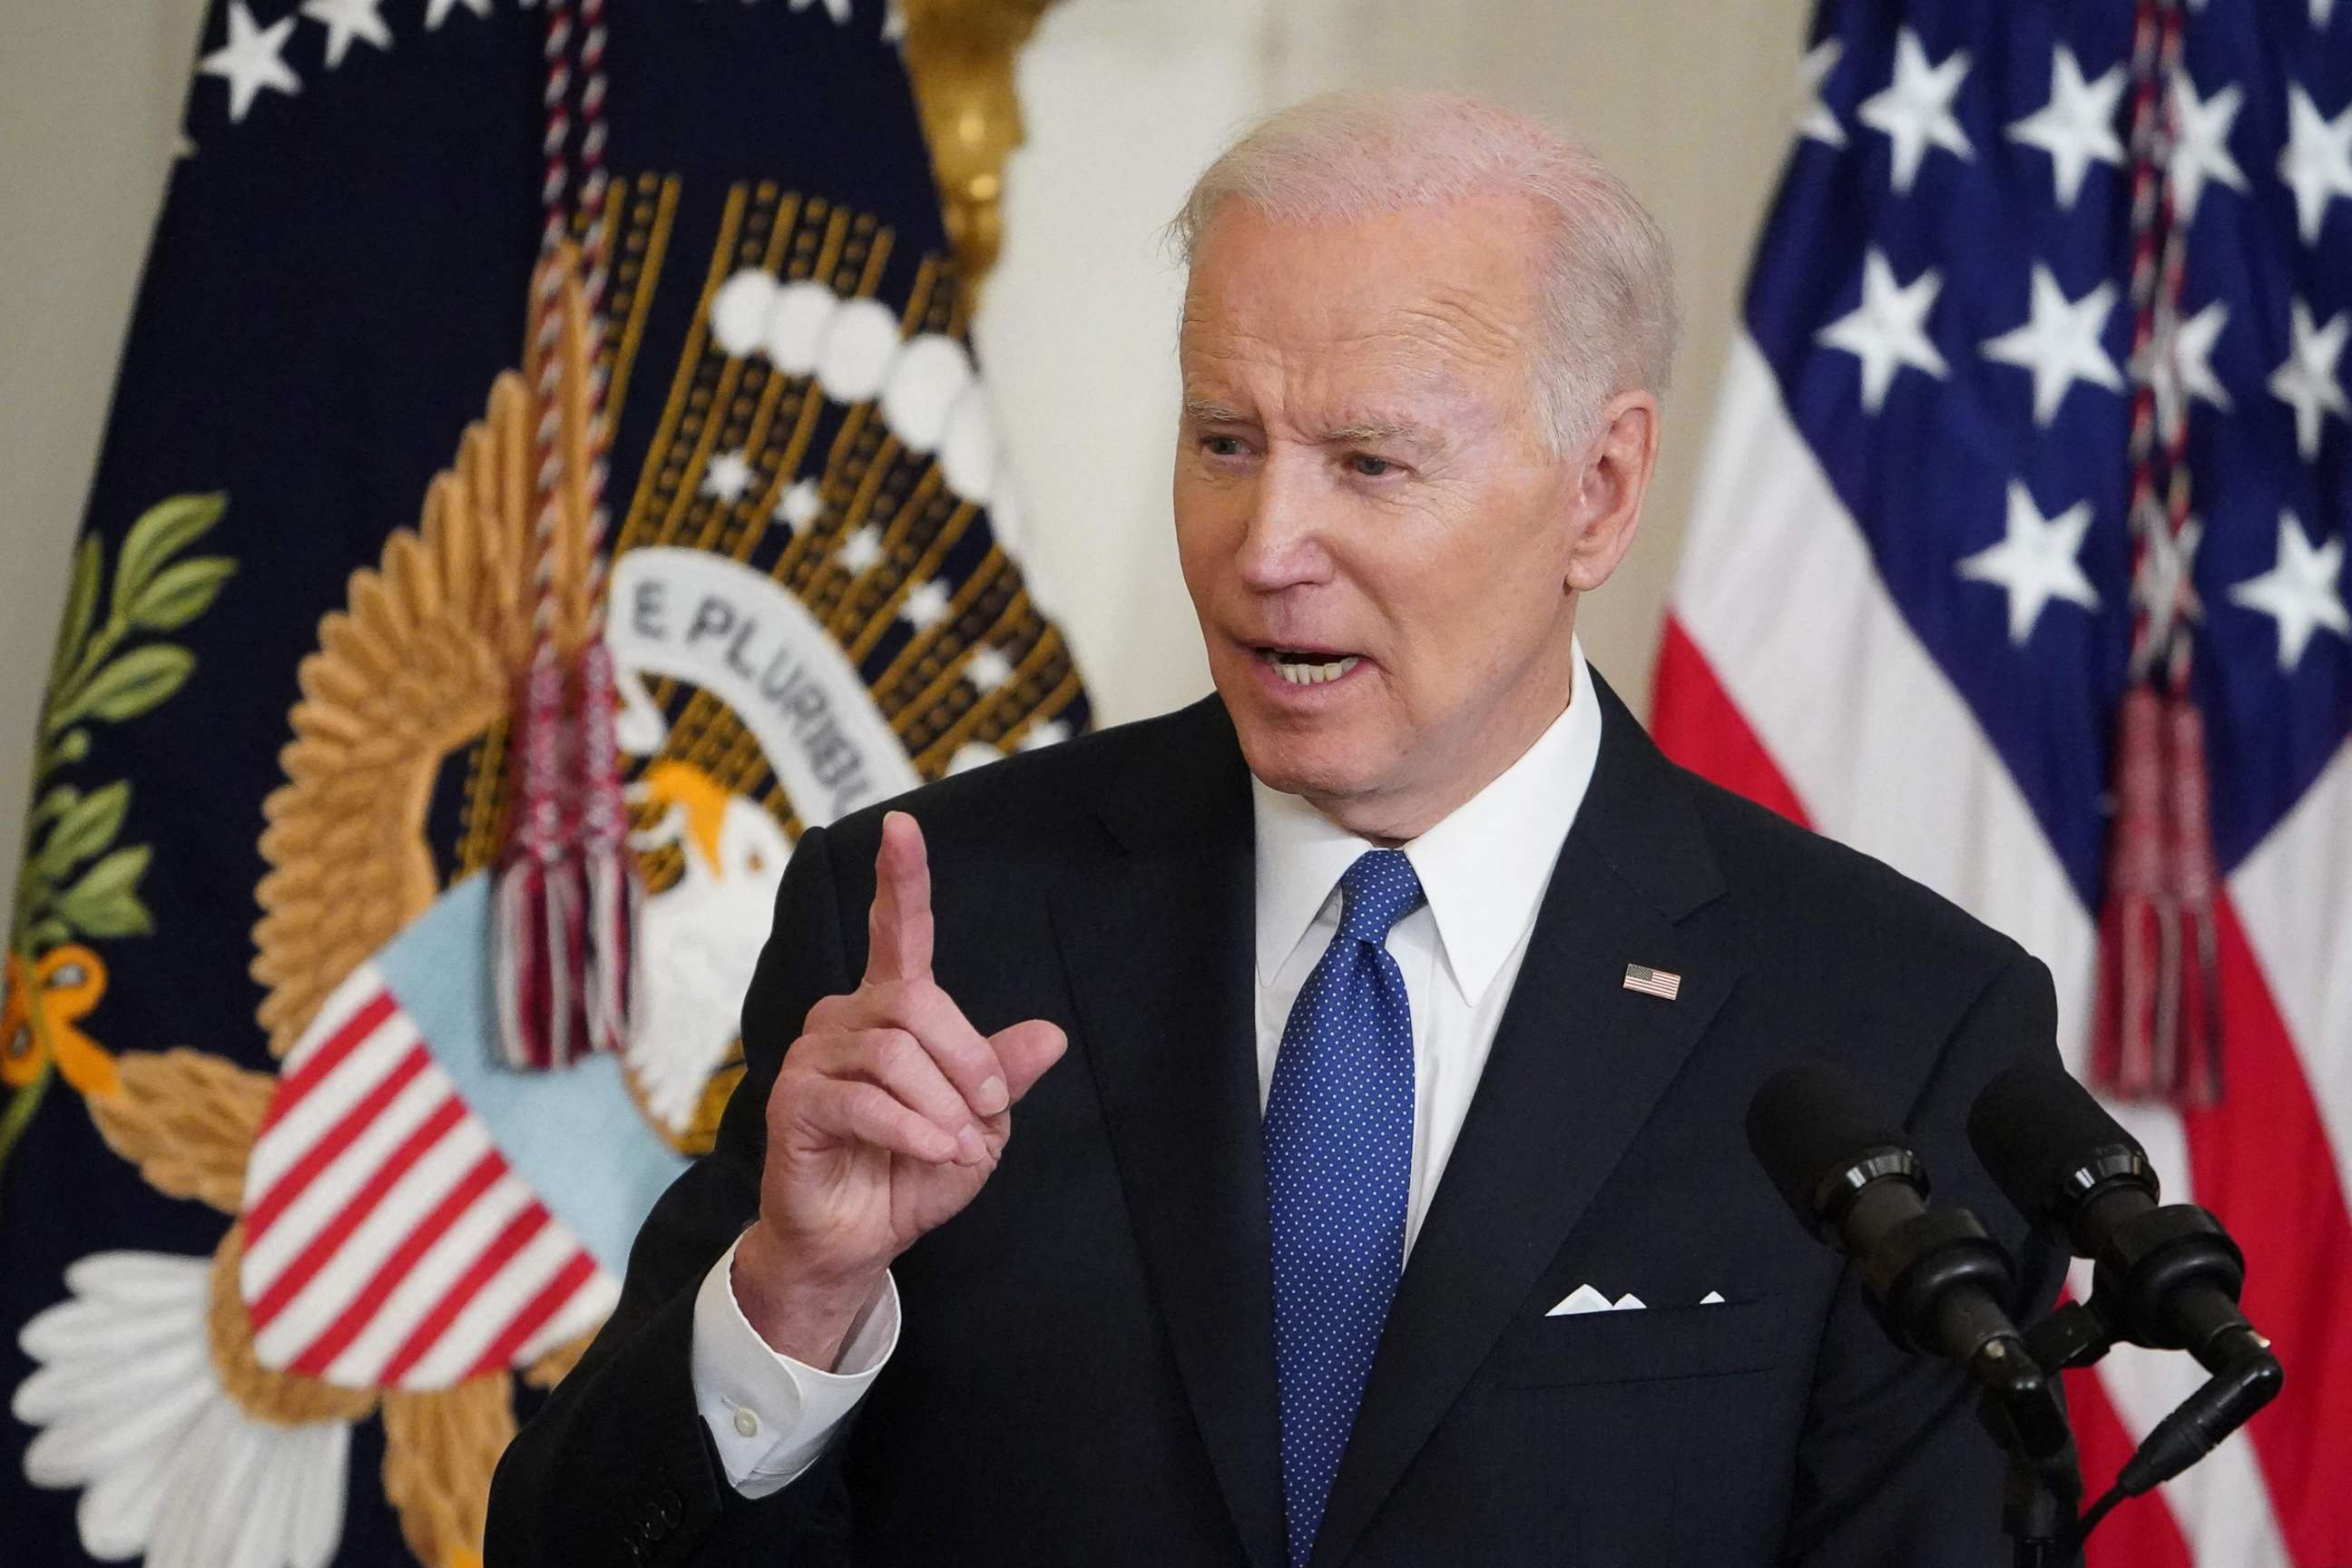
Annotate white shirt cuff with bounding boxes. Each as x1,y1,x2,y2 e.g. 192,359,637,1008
690,1233,900,1499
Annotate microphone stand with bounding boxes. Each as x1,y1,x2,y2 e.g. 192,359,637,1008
1983,1307,2099,1568
1984,1227,2284,1568
1964,1323,2082,1568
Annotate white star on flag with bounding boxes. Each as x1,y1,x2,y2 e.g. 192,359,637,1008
701,449,757,505
1798,39,1846,149
2228,512,2350,671
899,578,954,632
2143,299,2233,443
2318,0,2340,28
2006,45,2126,210
789,0,856,23
2134,514,2206,655
1857,29,1973,194
1817,249,1949,414
2280,83,2352,244
200,2,302,125
2268,299,2350,459
965,645,1014,694
775,478,822,530
1957,483,2102,644
837,526,885,574
2169,75,2249,224
425,0,492,29
1980,264,2126,426
300,0,392,69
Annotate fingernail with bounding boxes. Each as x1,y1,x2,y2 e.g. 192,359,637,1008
956,1124,987,1164
977,1075,1009,1115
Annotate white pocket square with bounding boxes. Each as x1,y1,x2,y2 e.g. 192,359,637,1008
1546,1284,1614,1316
1546,1284,1727,1316
1546,1284,1648,1316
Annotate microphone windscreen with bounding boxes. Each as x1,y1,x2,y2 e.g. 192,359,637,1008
1966,1063,2142,1221
1746,1061,1911,1227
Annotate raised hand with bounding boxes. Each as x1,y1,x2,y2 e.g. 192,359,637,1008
733,811,1067,1367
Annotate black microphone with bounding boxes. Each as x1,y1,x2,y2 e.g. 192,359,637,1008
1967,1063,2269,1371
1747,1061,2066,1460
1967,1063,2283,1495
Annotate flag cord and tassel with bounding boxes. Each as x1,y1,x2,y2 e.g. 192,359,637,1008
2092,0,2222,1109
573,0,640,1063
491,0,637,1072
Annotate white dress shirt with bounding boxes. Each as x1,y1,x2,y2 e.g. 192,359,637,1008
691,642,1605,1496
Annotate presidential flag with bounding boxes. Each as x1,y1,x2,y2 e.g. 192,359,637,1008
1654,2,2348,1563
0,3,1088,1563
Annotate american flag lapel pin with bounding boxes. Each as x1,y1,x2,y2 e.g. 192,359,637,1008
1622,963,1682,1001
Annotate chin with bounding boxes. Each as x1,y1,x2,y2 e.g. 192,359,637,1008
1227,712,1385,805
1209,650,1406,801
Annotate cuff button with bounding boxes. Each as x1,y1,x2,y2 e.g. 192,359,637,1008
732,1406,760,1439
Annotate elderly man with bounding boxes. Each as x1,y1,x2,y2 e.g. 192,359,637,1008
488,90,2064,1566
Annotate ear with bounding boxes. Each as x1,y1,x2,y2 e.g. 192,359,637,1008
1563,390,1661,594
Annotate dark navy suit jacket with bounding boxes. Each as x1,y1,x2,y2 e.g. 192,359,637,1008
487,669,2066,1566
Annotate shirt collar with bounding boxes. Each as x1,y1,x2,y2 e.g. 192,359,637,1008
1250,639,1604,1005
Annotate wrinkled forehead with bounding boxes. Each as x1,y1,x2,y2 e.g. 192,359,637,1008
1178,196,1547,406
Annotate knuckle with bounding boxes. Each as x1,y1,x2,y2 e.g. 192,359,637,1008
850,978,898,1023
860,1087,913,1138
871,1027,921,1075
905,975,946,1013
785,1029,841,1071
774,1042,827,1087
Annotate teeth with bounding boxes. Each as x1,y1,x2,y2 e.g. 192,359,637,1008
1269,652,1360,686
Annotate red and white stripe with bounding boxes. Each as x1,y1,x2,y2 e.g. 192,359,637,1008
1653,337,2352,1565
239,965,620,1391
1622,965,1684,1001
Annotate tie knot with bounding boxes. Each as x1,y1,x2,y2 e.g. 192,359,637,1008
1336,849,1425,945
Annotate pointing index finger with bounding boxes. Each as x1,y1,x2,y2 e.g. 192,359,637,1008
866,810,934,985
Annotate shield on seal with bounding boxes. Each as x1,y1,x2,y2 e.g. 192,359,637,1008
236,874,680,1390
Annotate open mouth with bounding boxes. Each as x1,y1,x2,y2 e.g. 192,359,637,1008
1255,647,1363,687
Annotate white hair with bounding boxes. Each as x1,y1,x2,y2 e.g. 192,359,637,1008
1170,89,1681,453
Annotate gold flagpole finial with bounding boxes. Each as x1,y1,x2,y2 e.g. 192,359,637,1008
898,0,1063,318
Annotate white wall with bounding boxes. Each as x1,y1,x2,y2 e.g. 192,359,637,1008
0,0,1813,900
979,0,1814,726
0,0,214,916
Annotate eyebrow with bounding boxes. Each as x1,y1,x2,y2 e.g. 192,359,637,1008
1180,400,1446,450
1321,418,1427,446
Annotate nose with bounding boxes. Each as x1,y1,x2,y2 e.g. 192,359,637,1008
1233,454,1333,594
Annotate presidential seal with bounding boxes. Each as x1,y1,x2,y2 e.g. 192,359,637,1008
13,174,1087,1568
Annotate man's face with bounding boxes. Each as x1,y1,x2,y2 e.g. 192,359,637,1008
1175,194,1616,838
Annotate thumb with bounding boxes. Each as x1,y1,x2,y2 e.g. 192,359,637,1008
987,1018,1068,1105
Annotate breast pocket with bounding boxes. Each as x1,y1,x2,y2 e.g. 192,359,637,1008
1479,1295,1788,1389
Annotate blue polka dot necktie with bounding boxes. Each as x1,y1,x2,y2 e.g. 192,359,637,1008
1262,848,1425,1568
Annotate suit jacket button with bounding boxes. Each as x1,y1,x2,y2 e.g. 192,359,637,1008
658,1488,683,1527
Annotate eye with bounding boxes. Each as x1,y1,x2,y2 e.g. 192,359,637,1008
1348,454,1398,478
1200,434,1250,459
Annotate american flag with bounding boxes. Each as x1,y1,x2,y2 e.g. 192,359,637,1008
1652,2,2351,1563
1622,963,1685,1001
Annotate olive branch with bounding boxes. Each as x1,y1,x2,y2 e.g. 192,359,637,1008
1,494,236,1185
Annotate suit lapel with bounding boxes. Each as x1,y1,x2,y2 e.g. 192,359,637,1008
1309,674,1742,1568
1051,699,1287,1568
